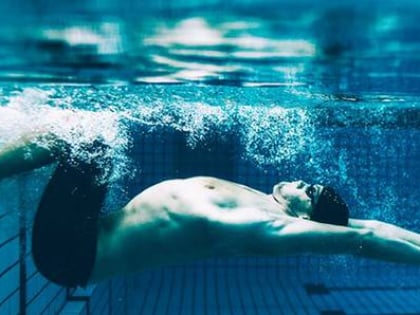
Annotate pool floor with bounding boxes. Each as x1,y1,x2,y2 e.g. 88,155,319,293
60,259,420,315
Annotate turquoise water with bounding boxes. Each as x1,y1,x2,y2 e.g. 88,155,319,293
0,1,419,314
0,0,419,92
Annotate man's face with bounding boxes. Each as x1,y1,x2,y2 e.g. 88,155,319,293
272,180,323,219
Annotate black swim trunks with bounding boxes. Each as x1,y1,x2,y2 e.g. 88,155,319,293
32,141,111,287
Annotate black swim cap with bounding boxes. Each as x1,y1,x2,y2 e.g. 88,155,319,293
310,186,349,226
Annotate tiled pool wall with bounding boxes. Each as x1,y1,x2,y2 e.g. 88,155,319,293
0,117,419,314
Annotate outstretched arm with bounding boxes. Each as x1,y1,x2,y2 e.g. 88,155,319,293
268,218,420,265
207,206,420,265
349,218,420,247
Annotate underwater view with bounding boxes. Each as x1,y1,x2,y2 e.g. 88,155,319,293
0,0,419,314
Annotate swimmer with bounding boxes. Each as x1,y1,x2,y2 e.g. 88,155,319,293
0,131,419,288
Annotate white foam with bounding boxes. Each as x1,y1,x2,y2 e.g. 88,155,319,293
0,87,337,184
0,88,131,183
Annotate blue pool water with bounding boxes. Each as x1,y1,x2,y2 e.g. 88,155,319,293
0,0,419,314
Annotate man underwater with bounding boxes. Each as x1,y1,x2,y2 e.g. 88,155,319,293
0,130,419,288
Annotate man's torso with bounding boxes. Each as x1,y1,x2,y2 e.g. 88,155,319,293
123,176,288,223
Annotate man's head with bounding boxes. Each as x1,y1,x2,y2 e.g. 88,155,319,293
272,180,349,226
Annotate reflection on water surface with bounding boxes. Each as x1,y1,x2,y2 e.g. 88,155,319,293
0,1,419,95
